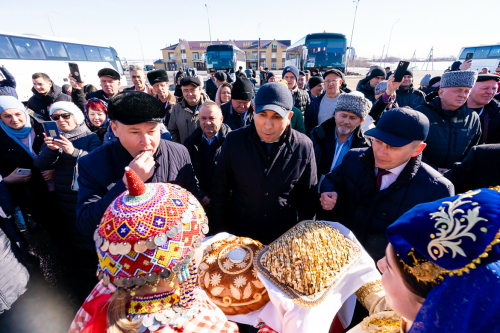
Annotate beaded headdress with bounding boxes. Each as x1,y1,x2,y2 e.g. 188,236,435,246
94,167,208,297
387,187,500,282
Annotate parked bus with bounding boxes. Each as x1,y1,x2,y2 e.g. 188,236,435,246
285,33,353,73
0,32,126,102
205,44,246,79
457,44,500,72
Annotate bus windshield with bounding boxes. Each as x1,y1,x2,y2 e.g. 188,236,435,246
206,50,234,69
306,38,346,68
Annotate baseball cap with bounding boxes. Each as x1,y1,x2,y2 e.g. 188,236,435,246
254,82,293,118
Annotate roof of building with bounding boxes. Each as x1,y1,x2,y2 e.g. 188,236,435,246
161,39,291,51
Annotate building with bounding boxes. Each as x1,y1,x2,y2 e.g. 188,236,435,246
154,39,291,71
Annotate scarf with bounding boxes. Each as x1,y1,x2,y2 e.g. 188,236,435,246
84,98,109,131
0,96,35,159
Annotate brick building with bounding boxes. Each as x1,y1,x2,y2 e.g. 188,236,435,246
154,39,291,71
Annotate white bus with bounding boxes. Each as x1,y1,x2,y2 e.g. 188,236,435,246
457,44,500,73
0,32,126,102
205,44,246,80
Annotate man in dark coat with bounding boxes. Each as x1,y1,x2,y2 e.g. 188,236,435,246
385,67,393,80
444,144,500,193
320,108,454,261
27,72,71,121
205,68,218,101
415,70,481,172
220,77,254,130
394,69,426,109
76,91,201,241
465,74,500,144
356,67,385,103
282,66,310,114
69,68,122,111
211,82,317,244
0,65,18,98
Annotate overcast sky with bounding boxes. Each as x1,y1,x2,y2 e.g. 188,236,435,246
2,0,499,61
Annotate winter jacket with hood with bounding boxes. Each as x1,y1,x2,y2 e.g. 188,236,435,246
356,77,376,103
167,92,210,144
27,83,71,121
395,84,426,109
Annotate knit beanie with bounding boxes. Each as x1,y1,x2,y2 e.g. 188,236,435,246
451,61,462,71
374,81,388,96
335,91,372,119
49,101,85,125
231,77,254,101
368,66,385,80
308,76,324,90
404,69,413,77
282,65,300,81
428,76,441,87
440,70,478,88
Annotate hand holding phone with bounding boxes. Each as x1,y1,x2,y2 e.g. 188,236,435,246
393,61,410,83
16,168,32,176
69,63,83,83
42,121,62,140
465,53,474,62
3,168,32,184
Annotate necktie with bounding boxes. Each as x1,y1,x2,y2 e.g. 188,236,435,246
376,169,391,190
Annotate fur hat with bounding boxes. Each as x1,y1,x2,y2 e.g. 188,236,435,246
374,81,388,95
147,69,169,85
440,70,478,88
49,101,85,125
108,91,166,125
335,91,372,119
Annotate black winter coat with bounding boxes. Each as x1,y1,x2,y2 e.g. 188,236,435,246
320,147,454,261
356,77,376,103
415,97,481,169
86,90,111,102
34,123,102,251
76,139,201,241
293,88,311,114
0,117,48,204
210,123,317,244
422,86,439,102
205,79,218,101
444,144,500,194
220,101,254,130
27,83,71,121
395,85,426,109
475,98,500,144
369,94,398,124
184,124,231,197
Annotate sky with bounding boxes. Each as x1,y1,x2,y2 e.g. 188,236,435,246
1,0,499,62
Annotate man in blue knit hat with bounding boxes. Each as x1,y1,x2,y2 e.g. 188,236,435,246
210,82,317,244
282,65,311,114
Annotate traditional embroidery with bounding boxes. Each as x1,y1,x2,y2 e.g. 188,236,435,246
128,289,180,315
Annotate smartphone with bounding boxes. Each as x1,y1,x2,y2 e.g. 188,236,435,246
16,168,32,175
393,61,410,82
465,53,474,62
42,121,62,140
69,63,82,83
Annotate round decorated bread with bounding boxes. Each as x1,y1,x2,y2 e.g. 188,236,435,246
198,236,269,315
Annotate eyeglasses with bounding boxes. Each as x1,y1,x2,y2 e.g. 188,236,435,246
325,79,341,85
51,113,71,121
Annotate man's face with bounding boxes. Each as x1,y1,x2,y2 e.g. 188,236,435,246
469,80,498,106
210,71,215,79
110,121,161,157
100,76,120,97
335,111,363,136
32,77,52,94
480,68,488,74
199,106,223,139
324,73,342,96
283,72,297,89
401,75,412,89
369,76,385,88
439,87,471,110
254,110,293,143
305,74,311,81
130,70,146,90
181,84,201,106
268,76,276,83
372,138,426,170
231,99,251,114
298,75,306,89
153,82,169,100
310,83,324,97
385,69,390,74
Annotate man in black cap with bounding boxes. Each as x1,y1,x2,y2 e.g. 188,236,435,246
465,74,500,144
394,69,426,108
307,76,324,100
211,82,316,244
320,108,454,261
214,71,226,88
356,66,385,102
168,76,210,144
76,91,201,241
205,68,218,101
147,69,176,127
220,77,254,130
69,67,121,108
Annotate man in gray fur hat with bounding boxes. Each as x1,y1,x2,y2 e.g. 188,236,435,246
415,70,481,173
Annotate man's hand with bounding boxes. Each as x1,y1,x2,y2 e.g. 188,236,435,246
53,136,75,155
459,60,472,71
202,196,211,206
3,168,31,184
41,169,55,181
68,74,84,90
123,151,155,185
386,75,402,96
320,192,338,211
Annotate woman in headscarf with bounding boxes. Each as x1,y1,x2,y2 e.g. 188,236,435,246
84,98,109,142
348,188,500,333
215,81,232,106
0,96,63,242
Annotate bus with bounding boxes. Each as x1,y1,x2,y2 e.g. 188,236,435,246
0,32,126,102
205,44,246,79
285,33,352,73
457,44,500,73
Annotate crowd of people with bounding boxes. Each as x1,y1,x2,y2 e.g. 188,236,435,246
0,58,500,333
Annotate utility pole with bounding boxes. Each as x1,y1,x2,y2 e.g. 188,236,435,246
47,11,58,36
384,19,399,68
205,4,212,45
345,0,360,74
379,45,385,66
134,26,146,68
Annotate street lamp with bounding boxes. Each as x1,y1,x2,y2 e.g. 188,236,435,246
47,11,58,36
205,4,212,45
134,26,146,69
345,0,359,74
384,20,399,68
257,23,261,69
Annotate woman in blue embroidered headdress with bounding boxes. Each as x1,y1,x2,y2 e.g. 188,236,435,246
347,187,500,333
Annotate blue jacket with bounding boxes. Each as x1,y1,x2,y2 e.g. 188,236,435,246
76,139,201,240
0,66,18,99
304,92,344,136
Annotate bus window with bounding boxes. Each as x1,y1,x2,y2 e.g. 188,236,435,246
0,36,18,59
41,40,68,58
488,46,500,59
99,48,113,61
459,47,476,60
83,45,102,61
474,46,491,59
65,43,87,61
11,37,46,59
